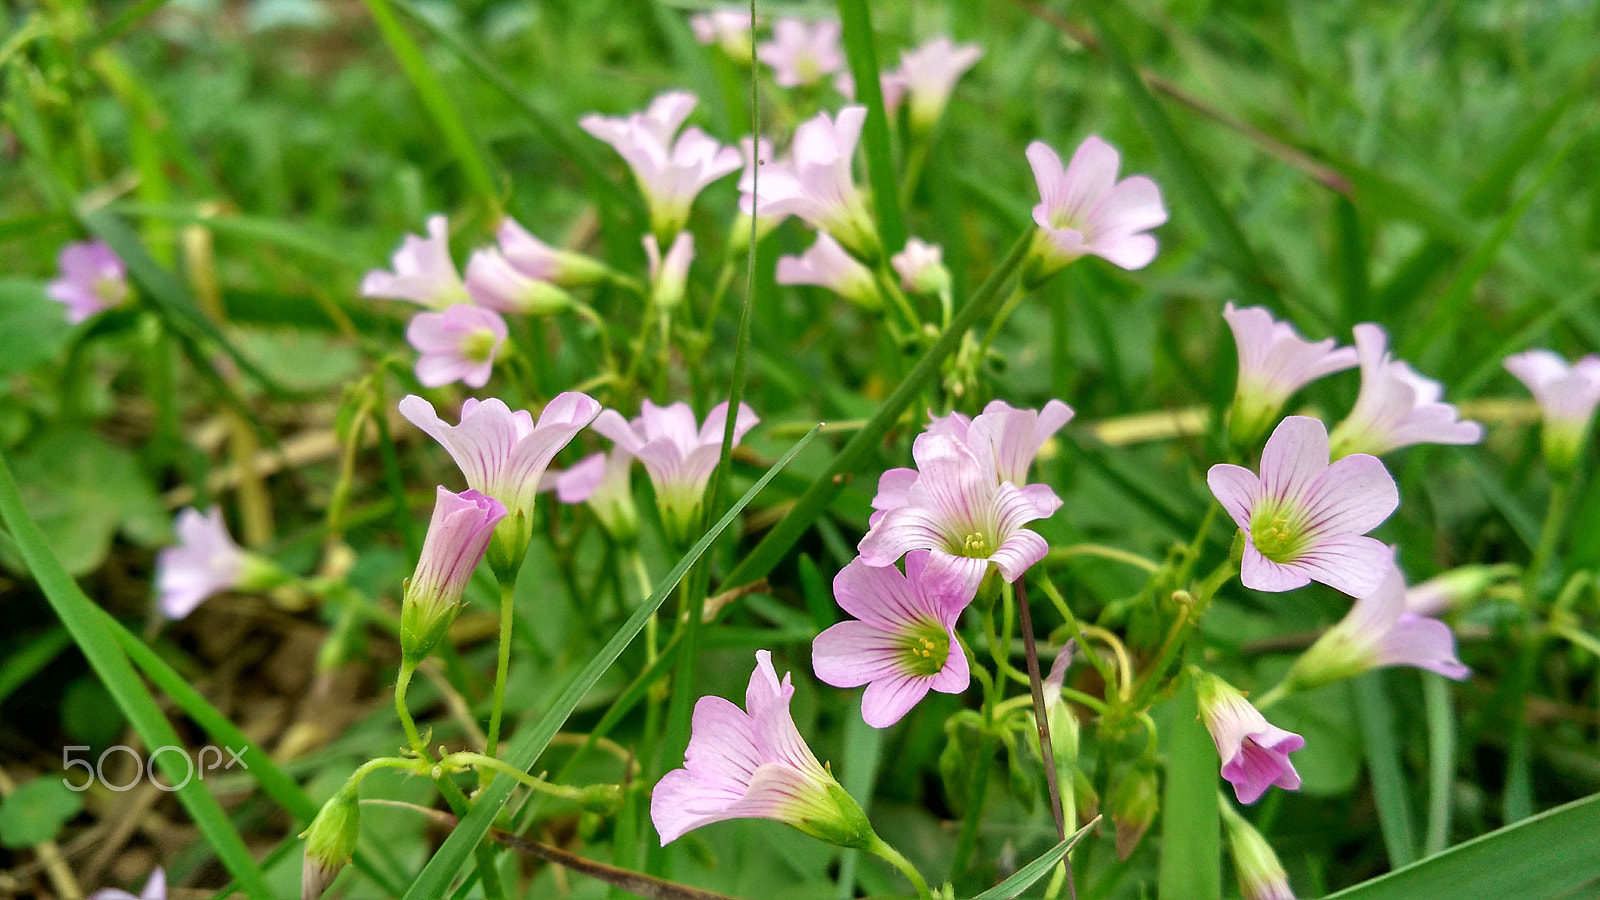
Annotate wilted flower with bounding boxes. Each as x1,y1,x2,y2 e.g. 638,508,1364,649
496,217,610,287
1328,324,1483,458
776,232,881,309
1503,349,1600,475
400,487,506,666
1222,801,1296,900
756,17,843,87
400,393,602,576
156,507,286,620
1223,302,1358,447
464,247,573,316
581,92,742,240
896,37,983,133
891,238,950,296
744,106,880,260
406,304,508,389
813,551,974,727
644,232,695,310
1194,670,1304,805
1285,557,1469,693
592,400,759,543
46,240,128,323
1207,415,1398,598
1024,136,1167,281
360,214,469,308
554,449,639,543
653,650,875,848
690,8,757,64
300,782,360,900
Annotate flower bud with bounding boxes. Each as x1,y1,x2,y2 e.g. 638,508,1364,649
1222,801,1296,900
401,487,507,668
1112,767,1160,859
891,238,951,297
301,782,360,900
578,783,625,816
1404,563,1517,618
644,232,694,311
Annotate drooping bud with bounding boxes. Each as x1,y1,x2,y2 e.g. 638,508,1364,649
400,487,506,668
1222,800,1296,900
301,782,361,900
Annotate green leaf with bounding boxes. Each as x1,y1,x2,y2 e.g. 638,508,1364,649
965,818,1097,900
1324,793,1600,899
0,777,82,849
1353,672,1418,868
403,425,821,900
1158,675,1221,900
0,449,275,898
0,278,73,376
836,0,906,252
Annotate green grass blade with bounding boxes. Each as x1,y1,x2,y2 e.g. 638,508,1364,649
0,450,275,899
1158,675,1221,900
1422,673,1455,856
837,0,907,252
722,229,1033,588
0,626,70,707
966,819,1097,900
403,425,821,900
1353,672,1418,869
1323,792,1600,899
1080,0,1276,308
360,0,502,216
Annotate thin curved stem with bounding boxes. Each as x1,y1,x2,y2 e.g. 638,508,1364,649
395,663,427,756
486,579,516,760
868,835,933,900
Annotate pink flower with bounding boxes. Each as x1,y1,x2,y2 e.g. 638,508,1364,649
360,215,469,308
1221,803,1296,900
1403,564,1514,618
405,304,508,389
592,400,759,540
156,508,283,620
399,393,602,530
776,232,881,309
896,37,983,132
744,106,880,260
463,247,572,316
87,867,166,900
1207,416,1398,597
644,232,695,310
496,217,609,288
690,8,756,63
859,431,1059,587
1024,136,1167,279
813,551,974,727
1194,671,1304,805
1223,302,1358,446
652,651,874,848
1503,349,1600,474
46,240,128,323
1328,324,1483,457
833,70,909,119
890,238,950,295
554,449,639,541
1287,555,1469,691
400,487,506,665
581,92,742,239
756,18,843,87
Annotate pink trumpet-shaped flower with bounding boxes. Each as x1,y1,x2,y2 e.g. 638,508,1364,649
1194,670,1304,805
833,70,909,119
592,400,759,541
652,650,875,847
756,18,844,87
891,238,950,296
360,215,469,308
581,92,742,240
813,551,974,727
1285,557,1469,692
554,449,639,542
1503,349,1600,475
1024,136,1167,279
690,8,757,64
46,240,128,323
465,247,571,315
496,217,609,288
744,106,880,260
156,508,284,620
776,232,881,309
644,232,695,310
1207,416,1398,597
859,431,1060,587
400,487,506,666
1223,303,1359,446
896,37,983,132
405,304,508,389
1328,324,1483,457
87,867,166,900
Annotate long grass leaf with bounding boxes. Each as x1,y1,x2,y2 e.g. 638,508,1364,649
837,0,906,251
1353,672,1418,868
0,451,275,899
403,425,821,899
1422,673,1455,856
966,818,1097,900
1158,675,1221,900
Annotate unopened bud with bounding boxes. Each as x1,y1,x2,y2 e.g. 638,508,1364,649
1222,801,1296,900
579,783,625,816
301,782,360,900
1112,767,1160,860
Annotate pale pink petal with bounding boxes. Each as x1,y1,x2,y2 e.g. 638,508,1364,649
1206,464,1260,531
860,673,934,728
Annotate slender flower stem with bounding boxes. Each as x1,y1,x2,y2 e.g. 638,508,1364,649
439,752,592,802
1131,559,1237,709
867,835,933,900
1033,576,1118,694
394,662,427,756
1047,542,1162,573
1015,577,1068,842
1253,681,1288,711
570,302,616,374
1523,477,1571,603
876,264,922,331
977,283,1029,360
697,260,739,348
485,579,516,760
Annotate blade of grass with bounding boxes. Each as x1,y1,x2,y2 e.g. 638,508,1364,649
0,627,71,707
1158,674,1221,900
721,229,1034,589
1422,673,1455,856
837,0,906,252
403,425,821,900
0,450,275,899
1324,792,1600,899
967,818,1098,900
1353,672,1418,869
360,0,502,217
